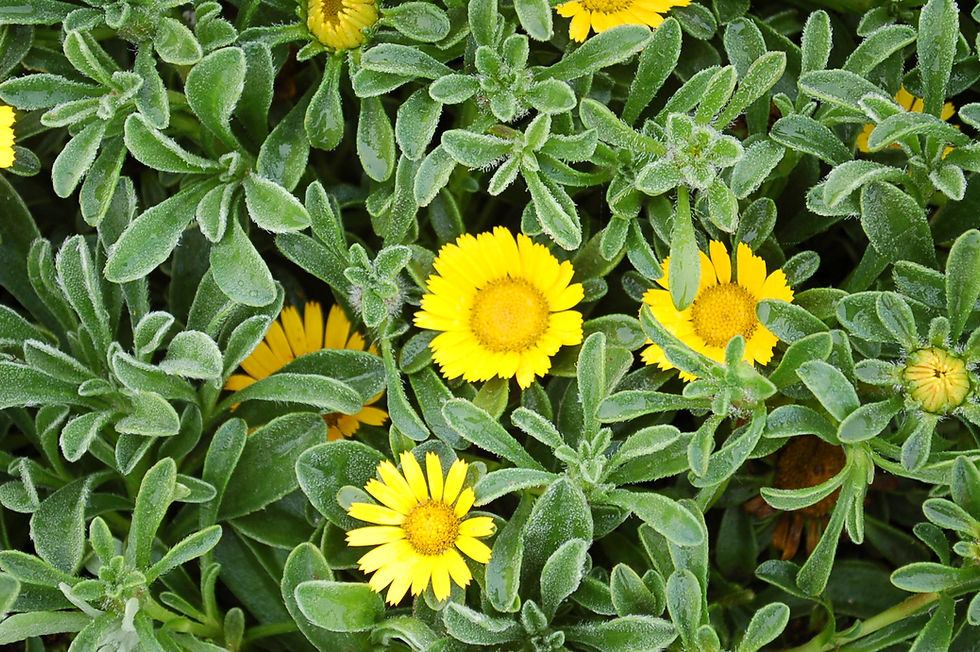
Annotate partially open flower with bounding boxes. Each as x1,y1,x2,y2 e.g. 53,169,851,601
307,0,379,50
746,436,846,560
903,347,971,414
0,105,15,169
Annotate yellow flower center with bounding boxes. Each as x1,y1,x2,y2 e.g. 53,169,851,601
904,347,971,414
690,283,759,348
402,501,460,556
318,0,343,19
469,278,550,353
579,0,634,12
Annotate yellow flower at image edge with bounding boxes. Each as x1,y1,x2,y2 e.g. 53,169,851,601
414,226,584,389
857,86,957,154
346,452,495,604
0,105,15,168
904,347,971,414
556,0,690,42
640,241,794,381
225,302,388,440
307,0,378,50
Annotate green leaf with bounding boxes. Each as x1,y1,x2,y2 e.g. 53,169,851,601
105,181,213,283
514,0,552,40
541,25,652,81
946,229,980,340
126,458,176,568
256,96,310,192
295,581,384,632
623,18,681,125
116,390,180,437
891,562,964,592
822,161,907,208
30,477,89,574
706,178,738,232
220,372,362,415
714,51,786,128
474,468,559,505
769,115,850,165
55,235,111,353
798,69,883,114
243,174,311,233
51,120,104,198
357,96,396,182
443,398,545,470
210,217,276,307
442,130,512,168
796,360,859,421
731,139,784,199
384,2,450,41
917,0,957,117
146,525,222,583
761,472,845,511
666,569,701,649
860,182,936,267
610,564,661,617
60,411,112,462
563,616,677,651
668,195,699,309
361,43,452,79
220,413,327,519
158,330,222,379
875,292,918,349
296,441,385,528
306,56,344,151
154,16,203,65
523,478,593,573
124,113,217,174
737,603,790,652
922,498,980,535
541,538,589,618
486,494,531,612
468,0,497,48
910,595,954,652
443,602,522,645
396,88,441,161
0,361,92,409
0,612,90,646
185,46,245,149
800,10,832,74
606,489,703,547
843,25,916,76
865,112,968,151
524,169,581,250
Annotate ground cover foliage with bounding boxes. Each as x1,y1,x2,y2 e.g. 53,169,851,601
3,0,980,649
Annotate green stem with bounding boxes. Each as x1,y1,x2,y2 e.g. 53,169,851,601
242,622,300,647
778,592,939,652
144,595,222,639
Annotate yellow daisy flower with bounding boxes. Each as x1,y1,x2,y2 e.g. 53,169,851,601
225,302,388,440
307,0,379,50
903,347,971,414
0,105,15,169
556,0,690,42
346,451,495,605
857,86,957,155
414,226,584,389
640,241,793,380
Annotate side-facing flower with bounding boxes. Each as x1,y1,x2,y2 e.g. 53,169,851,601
307,0,379,50
903,347,971,415
0,105,15,168
225,301,388,439
346,452,495,604
857,86,957,155
640,241,793,380
414,226,584,389
556,0,690,42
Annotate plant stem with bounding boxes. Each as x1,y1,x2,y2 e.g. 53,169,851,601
778,592,939,652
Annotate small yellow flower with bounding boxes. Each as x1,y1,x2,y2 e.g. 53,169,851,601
556,0,690,42
857,86,957,155
414,227,584,389
0,105,15,169
640,241,793,380
226,302,388,440
307,0,379,50
346,452,495,605
903,347,971,414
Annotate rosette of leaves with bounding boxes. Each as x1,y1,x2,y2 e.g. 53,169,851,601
835,228,980,472
887,457,980,650
774,0,968,274
0,459,227,649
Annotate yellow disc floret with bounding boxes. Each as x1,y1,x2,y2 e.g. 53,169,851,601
903,347,971,414
307,0,379,50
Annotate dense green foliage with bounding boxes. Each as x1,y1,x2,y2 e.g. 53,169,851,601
3,0,980,649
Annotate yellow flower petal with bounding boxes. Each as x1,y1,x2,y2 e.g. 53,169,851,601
425,453,444,503
400,452,429,503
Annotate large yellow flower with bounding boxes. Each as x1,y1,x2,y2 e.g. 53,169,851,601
307,0,378,50
346,451,495,605
556,0,690,42
225,302,388,440
0,105,15,168
414,227,584,389
641,241,793,380
857,86,957,154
